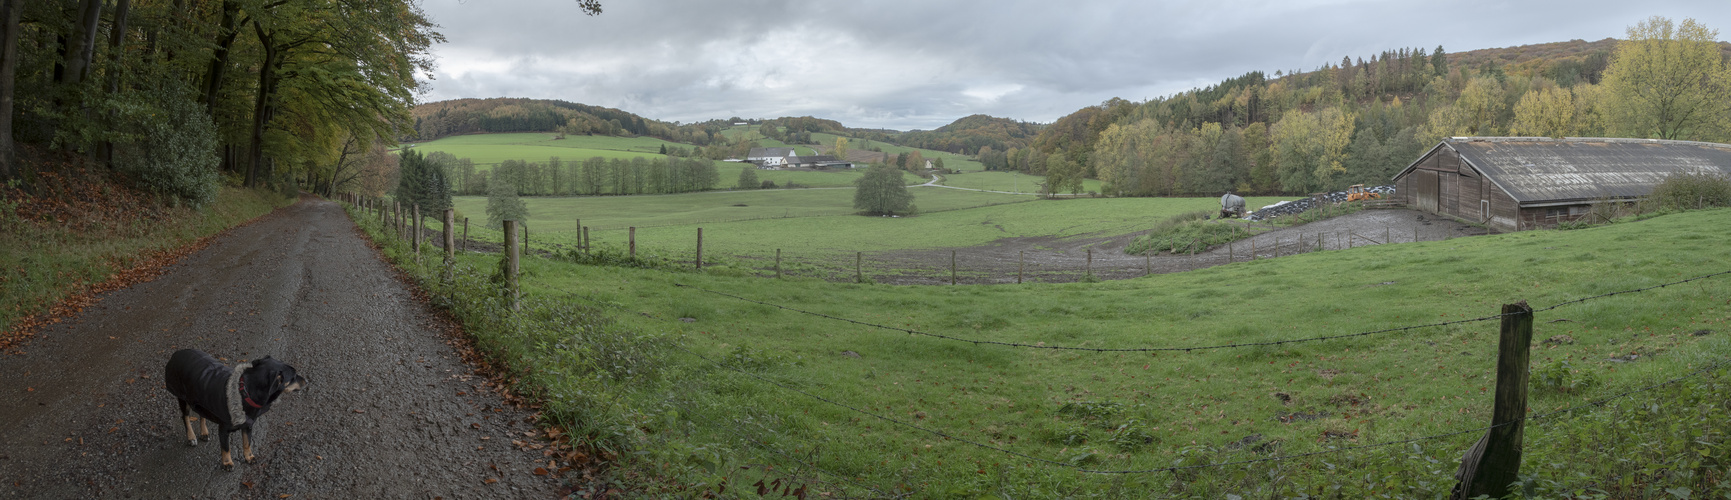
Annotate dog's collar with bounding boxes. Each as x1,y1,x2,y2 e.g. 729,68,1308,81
238,381,264,409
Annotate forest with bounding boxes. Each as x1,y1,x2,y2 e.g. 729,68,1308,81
991,23,1731,197
0,0,438,202
443,154,719,197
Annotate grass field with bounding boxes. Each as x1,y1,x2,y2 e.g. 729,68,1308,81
444,190,1291,261
938,169,1104,193
362,202,1731,497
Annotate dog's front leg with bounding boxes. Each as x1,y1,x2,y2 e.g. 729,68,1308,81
241,428,255,463
217,426,234,470
178,401,199,446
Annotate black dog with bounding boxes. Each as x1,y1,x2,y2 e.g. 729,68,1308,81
163,349,308,469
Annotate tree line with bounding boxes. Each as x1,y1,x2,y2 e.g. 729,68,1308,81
0,0,441,205
443,154,719,197
1002,16,1730,197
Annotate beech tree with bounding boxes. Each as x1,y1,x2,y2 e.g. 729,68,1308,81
853,164,914,215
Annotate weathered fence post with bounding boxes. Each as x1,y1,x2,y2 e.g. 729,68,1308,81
1145,252,1151,276
504,220,520,311
1086,247,1093,276
1228,241,1233,263
950,250,957,285
1452,301,1534,500
1250,237,1256,260
775,249,782,279
628,227,636,258
1018,251,1024,284
412,204,421,255
1386,226,1391,245
462,218,470,253
582,227,590,252
696,228,704,270
856,251,862,283
443,209,455,279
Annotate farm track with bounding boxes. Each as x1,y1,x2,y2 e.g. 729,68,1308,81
0,195,572,498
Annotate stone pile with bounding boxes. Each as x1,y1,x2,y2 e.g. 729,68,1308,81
1243,185,1395,221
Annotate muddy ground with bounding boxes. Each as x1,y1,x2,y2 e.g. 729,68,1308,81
0,196,578,498
855,209,1487,285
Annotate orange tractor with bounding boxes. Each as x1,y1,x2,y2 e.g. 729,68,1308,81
1345,184,1382,202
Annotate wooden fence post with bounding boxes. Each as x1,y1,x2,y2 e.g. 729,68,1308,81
462,218,469,253
856,251,862,283
951,250,957,285
696,228,704,270
775,249,782,279
412,204,421,255
504,220,520,311
1452,301,1534,499
1228,241,1233,263
1086,247,1092,276
1145,252,1151,276
628,227,636,258
1415,226,1419,243
1018,251,1024,284
443,209,454,263
1386,226,1391,245
583,227,590,252
1250,237,1256,260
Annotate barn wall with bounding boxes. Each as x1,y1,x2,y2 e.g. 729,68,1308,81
1489,182,1520,231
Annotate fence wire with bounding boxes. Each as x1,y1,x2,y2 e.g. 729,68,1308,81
675,268,1731,352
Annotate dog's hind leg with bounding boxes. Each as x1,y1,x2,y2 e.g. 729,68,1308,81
241,429,255,463
178,400,199,446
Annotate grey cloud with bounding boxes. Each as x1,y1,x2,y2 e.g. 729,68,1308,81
417,0,1731,130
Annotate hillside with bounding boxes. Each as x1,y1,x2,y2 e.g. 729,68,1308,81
1016,29,1731,197
410,97,734,145
892,114,1045,155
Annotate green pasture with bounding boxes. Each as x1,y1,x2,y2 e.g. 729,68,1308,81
444,192,1292,262
937,169,1103,193
414,206,1731,497
811,132,988,172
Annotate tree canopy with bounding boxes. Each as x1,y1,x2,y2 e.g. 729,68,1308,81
853,164,915,215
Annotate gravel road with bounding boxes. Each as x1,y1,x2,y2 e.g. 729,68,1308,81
0,195,570,498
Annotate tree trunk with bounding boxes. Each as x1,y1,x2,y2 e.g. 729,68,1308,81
99,0,130,166
61,0,103,85
245,24,279,188
201,0,237,112
0,0,19,180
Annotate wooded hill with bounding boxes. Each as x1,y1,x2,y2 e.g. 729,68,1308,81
1002,23,1731,197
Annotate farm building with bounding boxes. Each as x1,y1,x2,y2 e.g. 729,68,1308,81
784,155,853,168
746,147,795,167
1392,137,1731,232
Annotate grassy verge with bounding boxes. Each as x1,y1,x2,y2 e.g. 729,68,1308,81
358,191,1731,497
0,174,292,337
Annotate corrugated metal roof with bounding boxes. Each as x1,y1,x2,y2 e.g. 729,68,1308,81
1409,138,1731,204
746,147,794,159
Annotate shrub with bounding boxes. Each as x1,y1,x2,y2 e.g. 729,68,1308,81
1649,171,1731,211
111,85,220,207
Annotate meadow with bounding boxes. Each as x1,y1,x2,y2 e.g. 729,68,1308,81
442,189,1291,270
361,200,1731,497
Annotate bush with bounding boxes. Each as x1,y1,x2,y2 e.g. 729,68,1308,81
1649,171,1731,211
1125,211,1250,255
112,85,220,207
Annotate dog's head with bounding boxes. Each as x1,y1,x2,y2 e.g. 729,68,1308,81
249,356,308,402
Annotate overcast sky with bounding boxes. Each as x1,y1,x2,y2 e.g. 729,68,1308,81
417,0,1730,131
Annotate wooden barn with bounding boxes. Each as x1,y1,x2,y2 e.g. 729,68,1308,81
1392,137,1731,232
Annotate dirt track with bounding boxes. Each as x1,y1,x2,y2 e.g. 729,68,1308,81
0,195,570,498
863,208,1486,284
